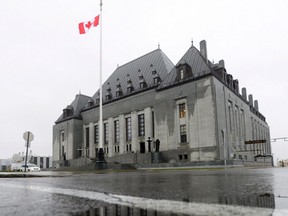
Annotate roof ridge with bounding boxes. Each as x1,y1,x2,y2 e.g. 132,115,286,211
76,93,92,99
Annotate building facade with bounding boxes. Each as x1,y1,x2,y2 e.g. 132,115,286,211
53,40,272,168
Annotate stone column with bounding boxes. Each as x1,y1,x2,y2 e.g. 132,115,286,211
43,156,47,169
108,117,114,157
119,114,125,154
144,107,153,151
89,122,94,158
131,111,138,153
82,125,86,158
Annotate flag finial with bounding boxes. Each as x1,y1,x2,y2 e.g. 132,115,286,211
158,43,160,49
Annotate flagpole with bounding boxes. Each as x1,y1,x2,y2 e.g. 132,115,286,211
96,0,106,167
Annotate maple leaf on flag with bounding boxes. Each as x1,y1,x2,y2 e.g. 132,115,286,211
79,15,100,34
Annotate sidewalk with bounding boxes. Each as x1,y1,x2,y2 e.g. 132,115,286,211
0,171,75,178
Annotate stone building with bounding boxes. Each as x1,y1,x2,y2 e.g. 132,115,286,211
53,40,272,168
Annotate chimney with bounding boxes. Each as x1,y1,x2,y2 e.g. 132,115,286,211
200,40,208,62
248,94,253,107
233,79,239,93
242,88,247,101
254,100,259,111
219,60,225,68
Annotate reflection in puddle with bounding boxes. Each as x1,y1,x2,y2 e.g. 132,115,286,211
218,193,275,209
83,205,168,216
81,193,275,216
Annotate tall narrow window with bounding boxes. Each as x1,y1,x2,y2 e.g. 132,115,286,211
138,114,145,137
94,125,98,144
104,123,108,144
61,131,64,142
180,69,184,79
114,120,119,143
228,105,232,133
180,125,187,143
126,117,132,141
85,127,89,148
152,111,155,138
179,103,186,118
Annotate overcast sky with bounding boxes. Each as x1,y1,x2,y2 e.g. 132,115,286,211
1,0,287,163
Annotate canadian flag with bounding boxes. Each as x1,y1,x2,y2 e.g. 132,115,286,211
78,15,100,34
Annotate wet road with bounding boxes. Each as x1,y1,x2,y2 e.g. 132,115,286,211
0,167,287,215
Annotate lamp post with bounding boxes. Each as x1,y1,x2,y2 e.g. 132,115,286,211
147,137,152,152
23,131,34,172
95,0,107,169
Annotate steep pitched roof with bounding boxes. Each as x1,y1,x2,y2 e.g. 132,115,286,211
55,94,92,123
91,48,174,102
158,45,213,89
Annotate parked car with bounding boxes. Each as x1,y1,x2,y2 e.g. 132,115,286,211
19,164,40,172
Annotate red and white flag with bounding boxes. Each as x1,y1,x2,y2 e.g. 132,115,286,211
78,15,100,34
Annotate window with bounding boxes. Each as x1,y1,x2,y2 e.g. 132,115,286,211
126,117,132,141
127,86,134,93
94,125,98,144
153,76,161,84
176,63,192,81
61,131,64,142
152,111,155,138
179,103,186,118
116,90,123,97
126,144,132,152
106,94,112,101
180,69,184,79
138,114,145,137
85,127,89,148
228,104,233,133
139,81,147,89
180,125,187,143
114,145,120,153
114,120,119,143
104,147,109,154
104,123,108,144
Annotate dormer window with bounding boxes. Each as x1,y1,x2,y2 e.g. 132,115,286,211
63,105,74,118
116,91,123,97
127,78,134,93
87,99,94,107
152,70,161,84
106,93,112,101
139,74,147,89
106,86,112,101
180,69,184,79
139,80,147,89
116,82,123,97
175,61,192,81
127,86,134,93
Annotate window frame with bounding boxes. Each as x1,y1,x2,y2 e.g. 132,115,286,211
180,125,187,143
138,114,145,137
126,117,132,141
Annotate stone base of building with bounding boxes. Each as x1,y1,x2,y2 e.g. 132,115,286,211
52,150,273,171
